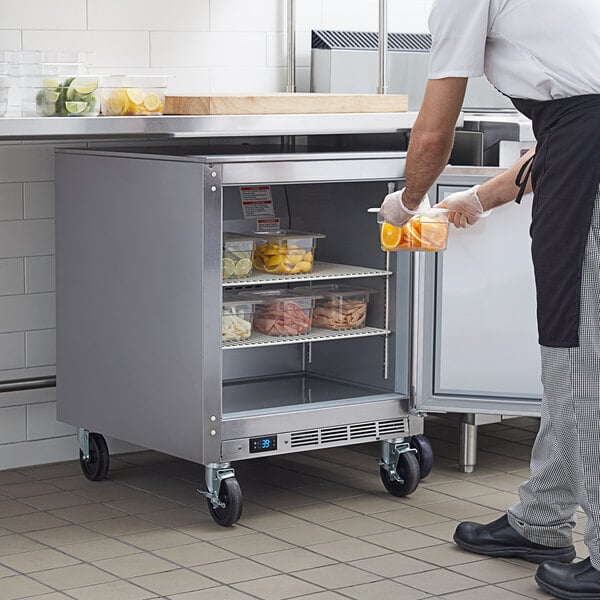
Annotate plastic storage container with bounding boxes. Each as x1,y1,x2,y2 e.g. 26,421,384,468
101,76,168,116
222,292,257,342
31,76,100,117
252,230,325,275
239,289,321,337
379,209,449,252
294,284,376,330
17,51,89,116
223,232,256,280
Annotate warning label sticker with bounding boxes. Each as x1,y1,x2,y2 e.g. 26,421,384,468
240,186,275,218
256,218,281,232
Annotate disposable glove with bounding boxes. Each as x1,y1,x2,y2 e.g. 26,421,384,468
436,185,489,228
379,188,430,228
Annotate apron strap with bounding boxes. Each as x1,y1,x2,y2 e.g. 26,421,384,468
515,153,535,204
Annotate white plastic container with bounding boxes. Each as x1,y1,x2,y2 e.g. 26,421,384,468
101,76,168,116
222,292,257,342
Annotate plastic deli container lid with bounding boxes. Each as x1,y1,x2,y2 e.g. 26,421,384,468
223,232,259,243
102,75,169,88
222,291,261,308
22,76,101,90
293,284,377,299
239,289,323,303
252,230,326,241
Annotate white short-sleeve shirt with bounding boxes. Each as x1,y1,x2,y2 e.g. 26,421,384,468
428,0,600,101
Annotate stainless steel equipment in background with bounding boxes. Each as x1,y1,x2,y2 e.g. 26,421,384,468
311,30,515,112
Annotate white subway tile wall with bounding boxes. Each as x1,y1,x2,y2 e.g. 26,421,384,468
0,0,432,468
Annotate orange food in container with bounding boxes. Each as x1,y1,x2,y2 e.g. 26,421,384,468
379,209,449,252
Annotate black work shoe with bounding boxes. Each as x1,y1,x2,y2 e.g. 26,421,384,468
535,558,600,599
453,514,576,564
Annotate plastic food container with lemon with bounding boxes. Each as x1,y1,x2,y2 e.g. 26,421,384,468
379,209,449,252
31,76,100,116
239,289,321,337
222,232,255,280
294,284,376,330
252,230,325,275
222,292,258,342
101,76,167,116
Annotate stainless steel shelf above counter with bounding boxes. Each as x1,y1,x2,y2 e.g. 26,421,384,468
0,111,426,140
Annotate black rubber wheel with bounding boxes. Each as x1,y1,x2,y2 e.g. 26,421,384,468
410,434,434,480
380,451,420,497
207,477,243,527
79,432,110,482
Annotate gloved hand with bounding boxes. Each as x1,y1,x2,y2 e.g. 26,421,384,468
380,188,430,228
436,185,488,228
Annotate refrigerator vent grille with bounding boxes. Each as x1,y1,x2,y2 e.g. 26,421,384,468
312,30,431,52
290,419,408,448
378,419,407,436
350,422,377,439
320,426,349,443
290,430,319,447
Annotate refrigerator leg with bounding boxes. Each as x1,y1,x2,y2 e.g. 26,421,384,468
459,415,478,473
78,427,90,461
200,463,243,527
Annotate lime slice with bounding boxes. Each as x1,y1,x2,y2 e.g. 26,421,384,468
43,78,60,90
45,90,60,103
234,258,253,277
65,101,87,114
222,257,235,279
67,78,98,100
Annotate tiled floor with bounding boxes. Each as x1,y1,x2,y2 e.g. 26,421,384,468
0,416,581,599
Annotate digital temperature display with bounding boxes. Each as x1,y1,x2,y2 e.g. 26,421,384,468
249,435,277,453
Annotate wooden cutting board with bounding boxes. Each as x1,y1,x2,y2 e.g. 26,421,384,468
164,93,408,115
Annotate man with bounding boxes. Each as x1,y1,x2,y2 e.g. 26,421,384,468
379,2,600,599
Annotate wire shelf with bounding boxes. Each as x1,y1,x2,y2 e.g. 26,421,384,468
223,326,389,350
222,261,391,288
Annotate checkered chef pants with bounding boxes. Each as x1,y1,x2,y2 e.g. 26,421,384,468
507,186,600,570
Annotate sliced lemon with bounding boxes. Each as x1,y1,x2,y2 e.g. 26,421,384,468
104,89,128,115
234,258,252,277
126,88,145,106
143,92,162,112
222,257,235,279
65,101,87,114
380,222,402,251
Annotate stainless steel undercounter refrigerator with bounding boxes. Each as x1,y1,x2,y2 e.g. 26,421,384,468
55,146,434,526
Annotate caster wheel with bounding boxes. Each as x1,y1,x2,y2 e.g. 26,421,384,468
380,450,420,497
410,434,434,480
207,477,243,527
79,432,109,482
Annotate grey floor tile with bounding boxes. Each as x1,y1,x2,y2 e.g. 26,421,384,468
67,579,157,600
0,574,53,599
293,563,381,588
28,562,118,590
233,573,324,599
340,579,431,600
193,557,278,584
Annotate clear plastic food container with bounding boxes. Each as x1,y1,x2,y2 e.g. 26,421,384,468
252,230,325,275
379,209,449,252
28,76,100,117
101,76,168,116
223,232,256,280
294,284,376,330
222,292,257,342
239,289,321,337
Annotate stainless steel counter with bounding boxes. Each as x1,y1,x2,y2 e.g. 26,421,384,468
0,111,423,140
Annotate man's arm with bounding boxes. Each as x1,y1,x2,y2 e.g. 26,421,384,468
402,77,468,210
477,147,536,210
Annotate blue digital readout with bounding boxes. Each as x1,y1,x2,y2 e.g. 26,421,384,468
250,435,277,453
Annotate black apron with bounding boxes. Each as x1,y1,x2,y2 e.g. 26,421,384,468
511,95,600,348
